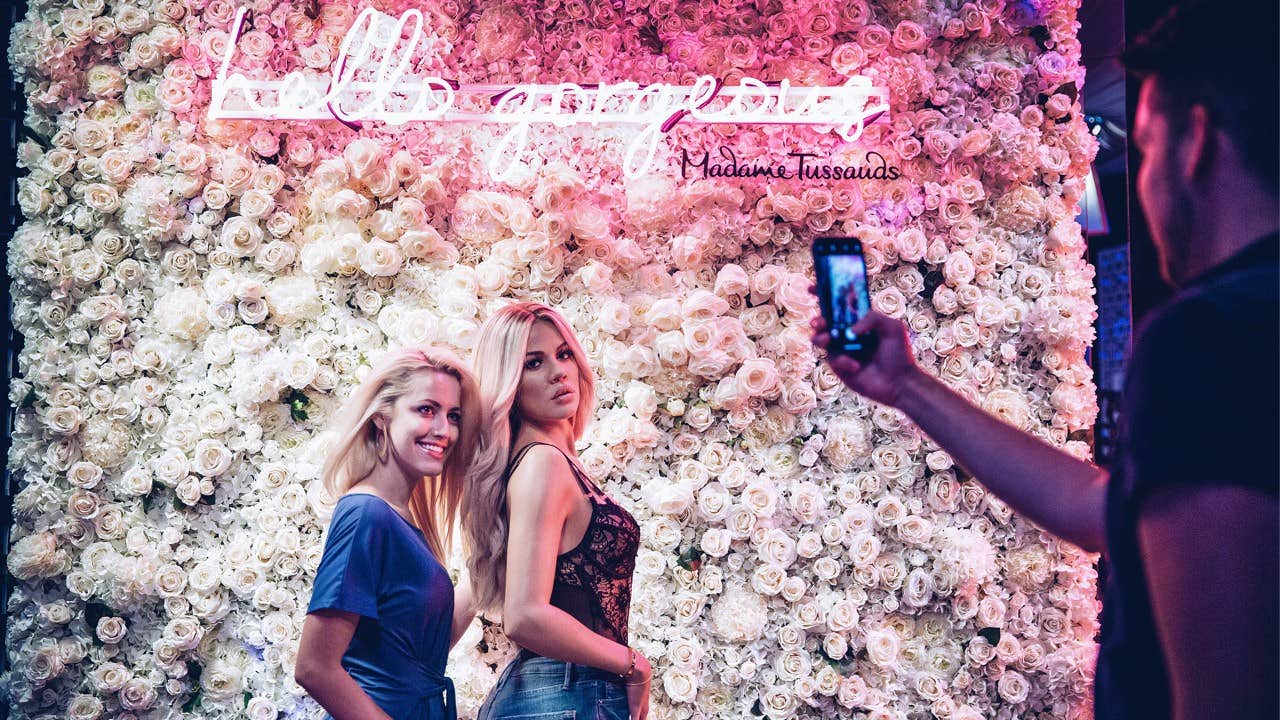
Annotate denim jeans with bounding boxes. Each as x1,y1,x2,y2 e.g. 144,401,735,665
477,654,629,720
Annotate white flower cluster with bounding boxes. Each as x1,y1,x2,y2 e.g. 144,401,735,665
6,1,1098,719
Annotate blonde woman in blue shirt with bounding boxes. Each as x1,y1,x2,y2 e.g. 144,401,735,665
295,348,485,720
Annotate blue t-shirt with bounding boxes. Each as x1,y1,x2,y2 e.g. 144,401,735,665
308,493,456,720
1097,234,1279,719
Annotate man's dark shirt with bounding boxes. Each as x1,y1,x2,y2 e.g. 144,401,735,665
1096,233,1279,720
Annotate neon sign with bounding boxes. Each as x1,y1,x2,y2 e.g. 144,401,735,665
210,8,890,179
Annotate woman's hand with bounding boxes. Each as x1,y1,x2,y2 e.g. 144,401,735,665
625,650,652,720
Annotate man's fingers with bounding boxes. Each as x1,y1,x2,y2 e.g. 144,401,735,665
812,332,831,349
830,355,862,376
850,310,879,335
852,310,900,337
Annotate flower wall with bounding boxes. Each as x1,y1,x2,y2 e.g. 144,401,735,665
5,0,1100,718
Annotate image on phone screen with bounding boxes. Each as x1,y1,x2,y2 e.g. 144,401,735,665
813,237,876,358
823,254,871,332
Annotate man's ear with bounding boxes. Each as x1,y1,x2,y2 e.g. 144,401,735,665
1183,103,1215,182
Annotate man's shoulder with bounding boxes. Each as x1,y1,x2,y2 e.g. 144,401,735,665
1137,263,1276,358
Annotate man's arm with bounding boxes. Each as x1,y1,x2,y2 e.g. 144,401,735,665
1139,484,1279,720
814,311,1108,552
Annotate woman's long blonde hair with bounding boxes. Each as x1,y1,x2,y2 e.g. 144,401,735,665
463,302,595,610
322,347,483,562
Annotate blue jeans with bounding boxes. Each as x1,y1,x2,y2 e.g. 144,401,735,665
477,654,629,720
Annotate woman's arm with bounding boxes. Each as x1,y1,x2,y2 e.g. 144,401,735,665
449,579,478,648
501,445,643,675
295,610,392,720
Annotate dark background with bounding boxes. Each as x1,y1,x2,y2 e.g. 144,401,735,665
2,1,28,716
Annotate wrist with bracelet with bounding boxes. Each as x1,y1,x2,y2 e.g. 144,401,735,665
619,646,649,685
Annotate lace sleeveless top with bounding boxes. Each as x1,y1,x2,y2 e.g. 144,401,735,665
505,442,640,646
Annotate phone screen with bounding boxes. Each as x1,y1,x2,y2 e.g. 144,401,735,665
813,237,875,358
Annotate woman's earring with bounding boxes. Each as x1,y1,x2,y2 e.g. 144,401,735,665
376,428,389,463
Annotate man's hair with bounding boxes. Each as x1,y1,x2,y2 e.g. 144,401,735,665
1123,0,1278,189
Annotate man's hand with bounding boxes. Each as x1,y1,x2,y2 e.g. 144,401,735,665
811,310,920,409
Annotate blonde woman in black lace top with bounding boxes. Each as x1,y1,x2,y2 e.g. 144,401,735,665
463,302,649,720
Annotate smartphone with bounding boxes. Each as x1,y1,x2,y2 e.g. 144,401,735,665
812,236,877,360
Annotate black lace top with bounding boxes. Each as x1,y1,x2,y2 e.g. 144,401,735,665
506,442,640,646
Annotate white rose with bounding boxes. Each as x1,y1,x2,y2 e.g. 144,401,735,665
654,481,694,516
261,611,294,645
596,299,633,335
896,515,934,545
26,644,66,685
695,482,731,522
220,216,263,257
670,592,705,625
119,677,157,710
193,438,233,477
760,686,797,720
40,602,73,626
188,560,221,594
164,617,203,650
667,637,704,669
662,668,698,703
865,628,901,668
648,517,682,550
246,698,278,720
201,658,244,701
774,648,811,682
750,563,787,595
684,404,714,432
577,261,613,294
239,188,275,219
823,632,849,661
283,354,318,389
151,449,189,486
700,529,732,558
92,662,131,692
644,298,684,331
788,483,826,525
813,557,842,582
773,274,815,317
154,564,186,597
359,239,403,277
837,675,869,708
67,695,104,720
826,599,860,633
997,670,1030,704
96,617,127,644
740,481,778,518
83,183,121,213
67,461,104,489
758,529,797,568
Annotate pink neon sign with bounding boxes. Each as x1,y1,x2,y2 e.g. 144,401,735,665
210,8,890,179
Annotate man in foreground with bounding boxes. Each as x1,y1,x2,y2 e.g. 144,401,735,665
813,3,1278,719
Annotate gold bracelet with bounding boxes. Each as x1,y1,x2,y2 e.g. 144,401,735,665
619,647,638,679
